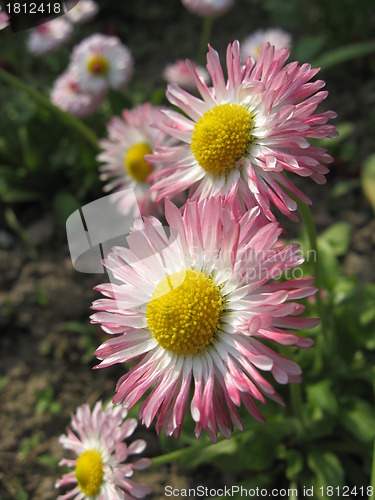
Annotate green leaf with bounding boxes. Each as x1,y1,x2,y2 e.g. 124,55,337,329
185,439,238,469
37,454,59,469
331,179,360,198
308,451,344,491
19,435,40,457
53,191,80,227
317,240,341,289
361,153,375,213
319,222,351,256
306,380,338,416
0,187,40,203
277,445,303,481
294,35,327,62
313,40,375,71
150,87,166,105
340,399,375,442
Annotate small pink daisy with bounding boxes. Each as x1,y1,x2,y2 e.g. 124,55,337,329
69,34,133,94
66,0,99,24
241,28,292,62
27,19,73,56
56,401,151,499
51,69,106,117
97,103,182,216
148,41,337,221
163,59,210,91
181,0,235,17
91,198,318,442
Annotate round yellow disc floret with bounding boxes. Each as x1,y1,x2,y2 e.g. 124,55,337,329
190,103,253,176
75,449,104,497
146,269,223,355
125,142,153,183
87,55,109,76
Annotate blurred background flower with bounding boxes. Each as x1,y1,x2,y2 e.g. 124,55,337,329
241,28,292,61
66,0,99,24
163,59,210,90
0,5,10,30
181,0,235,17
27,19,73,56
69,34,133,93
51,68,106,117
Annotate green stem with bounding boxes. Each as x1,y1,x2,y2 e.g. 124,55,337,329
290,383,305,428
0,67,100,152
370,441,375,500
149,444,202,468
150,429,260,469
198,17,213,65
296,201,321,288
296,199,326,329
5,208,37,259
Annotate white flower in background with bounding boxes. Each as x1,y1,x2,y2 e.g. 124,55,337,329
181,0,235,17
69,33,133,94
163,59,210,91
66,0,99,24
241,28,292,62
0,5,10,30
51,68,106,117
27,18,73,56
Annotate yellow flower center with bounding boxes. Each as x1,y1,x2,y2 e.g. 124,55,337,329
146,269,223,355
87,55,109,76
125,142,153,183
190,103,253,176
75,449,104,497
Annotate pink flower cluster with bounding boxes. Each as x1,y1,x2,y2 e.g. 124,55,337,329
27,2,133,117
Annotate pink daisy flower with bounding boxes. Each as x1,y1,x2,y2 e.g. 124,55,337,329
70,34,133,94
148,41,337,221
56,401,151,499
51,69,106,117
0,6,10,30
27,19,73,56
66,0,99,24
181,0,235,17
97,103,183,216
90,198,318,442
241,28,292,62
163,59,210,91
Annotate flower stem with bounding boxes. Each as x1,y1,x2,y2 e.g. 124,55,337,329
296,201,320,289
290,383,305,427
198,17,213,65
150,431,245,468
0,67,100,152
296,200,326,328
149,443,204,468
